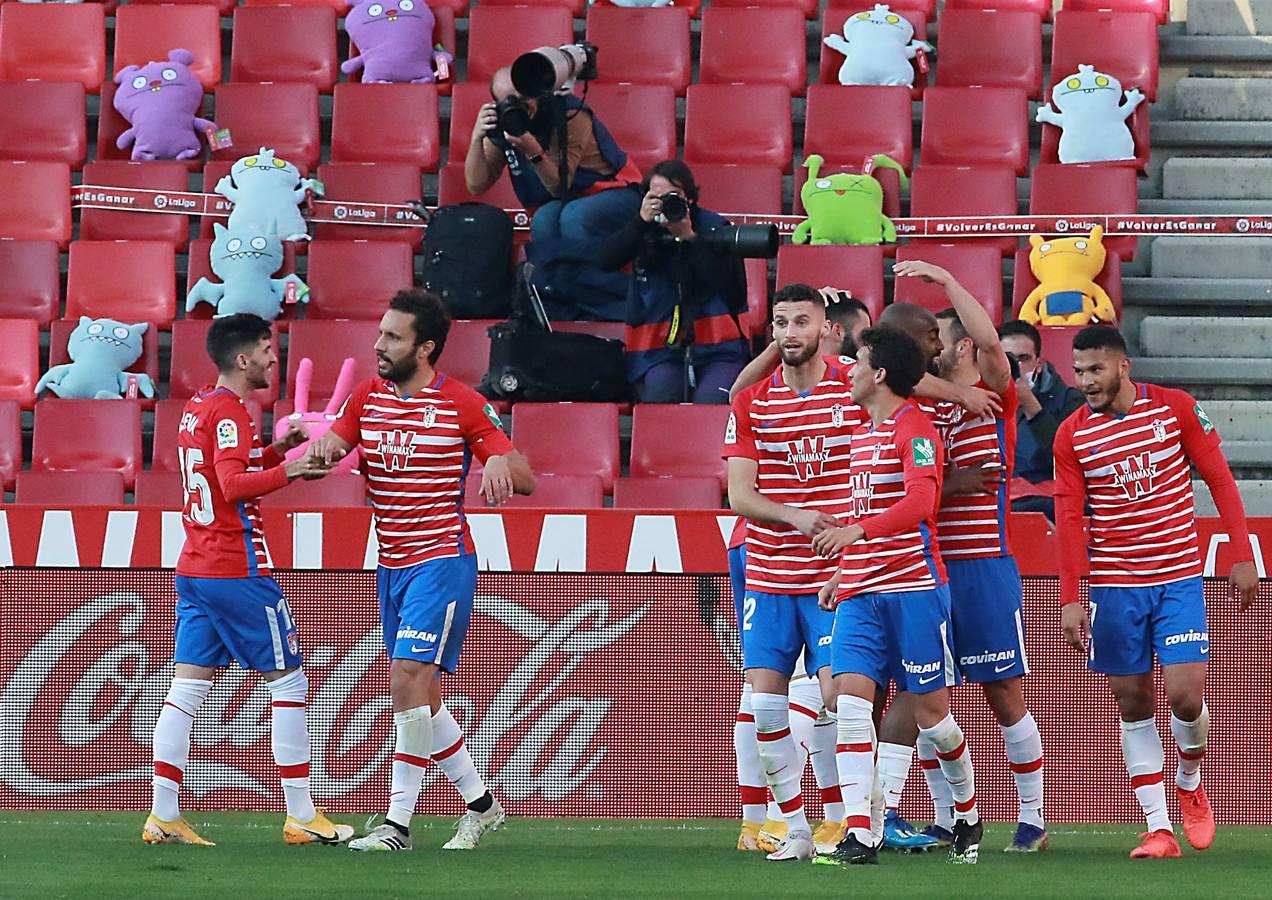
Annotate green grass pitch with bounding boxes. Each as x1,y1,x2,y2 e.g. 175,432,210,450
2,814,1270,899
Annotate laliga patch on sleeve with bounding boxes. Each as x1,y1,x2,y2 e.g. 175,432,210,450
216,418,239,450
1194,402,1215,434
482,403,504,430
724,412,738,444
911,437,936,467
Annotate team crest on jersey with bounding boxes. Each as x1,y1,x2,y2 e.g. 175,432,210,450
911,437,936,467
215,418,238,450
1151,419,1168,443
850,470,872,517
1112,451,1155,500
1194,402,1215,434
786,435,831,482
378,429,415,473
871,440,884,467
724,413,737,445
422,405,437,429
831,404,845,429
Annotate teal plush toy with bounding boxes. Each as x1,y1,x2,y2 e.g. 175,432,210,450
36,317,156,400
792,154,909,246
187,222,309,320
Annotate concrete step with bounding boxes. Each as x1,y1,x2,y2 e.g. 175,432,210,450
1175,77,1272,120
1130,357,1272,385
1123,277,1272,305
1199,400,1272,440
1187,0,1272,35
1162,157,1272,199
1150,237,1272,279
1140,316,1272,357
1151,121,1272,148
1194,479,1272,516
1223,440,1272,465
1163,32,1272,60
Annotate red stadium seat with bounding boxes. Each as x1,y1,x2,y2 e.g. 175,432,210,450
1011,248,1123,322
920,86,1030,175
153,397,265,472
699,7,806,94
511,403,620,493
715,0,819,18
693,165,784,217
465,5,573,86
577,83,676,175
776,245,886,319
0,399,21,490
31,399,143,489
1029,164,1139,262
78,161,191,247
464,472,605,510
197,162,235,239
945,0,1050,17
1040,102,1151,174
0,3,106,90
630,403,730,488
16,471,126,506
744,258,770,338
1051,10,1159,101
1064,0,1169,25
1038,325,1084,386
132,0,237,16
134,470,185,507
613,476,723,510
684,84,792,168
908,165,1020,256
0,319,39,410
0,162,72,247
113,4,221,91
935,9,1042,99
820,5,929,96
306,240,415,319
184,237,302,328
313,163,424,243
285,319,384,402
447,81,495,161
168,319,281,404
331,84,440,170
482,0,586,15
0,81,86,168
436,163,521,211
0,240,61,324
893,245,1005,325
585,5,691,94
231,6,339,93
261,474,368,509
804,84,912,170
212,83,321,173
436,319,500,390
47,318,161,407
66,241,176,328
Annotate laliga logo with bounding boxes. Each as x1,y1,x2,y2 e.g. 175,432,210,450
1055,219,1070,233
334,205,349,220
153,194,169,210
1236,218,1251,233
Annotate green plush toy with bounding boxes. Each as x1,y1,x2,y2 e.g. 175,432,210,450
792,154,909,246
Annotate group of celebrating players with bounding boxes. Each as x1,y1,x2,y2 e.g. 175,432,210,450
722,264,1259,866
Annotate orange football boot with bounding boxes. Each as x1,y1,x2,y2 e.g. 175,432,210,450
1178,786,1216,850
1129,829,1181,859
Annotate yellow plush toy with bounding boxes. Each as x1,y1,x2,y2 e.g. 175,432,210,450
1019,226,1117,326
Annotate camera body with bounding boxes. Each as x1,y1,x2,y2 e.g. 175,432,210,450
494,96,533,137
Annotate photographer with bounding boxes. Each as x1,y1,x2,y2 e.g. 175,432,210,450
597,161,749,404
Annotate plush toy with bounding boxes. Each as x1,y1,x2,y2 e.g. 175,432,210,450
1036,65,1145,164
597,0,674,6
342,0,455,85
792,154,908,246
824,5,931,88
113,49,217,161
36,318,156,400
274,358,360,474
1019,227,1117,326
187,222,310,320
216,148,319,243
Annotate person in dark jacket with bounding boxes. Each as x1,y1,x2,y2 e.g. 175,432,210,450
999,319,1085,520
597,160,749,403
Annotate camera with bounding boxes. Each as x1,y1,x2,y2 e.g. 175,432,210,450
494,95,533,137
658,193,689,223
511,42,598,97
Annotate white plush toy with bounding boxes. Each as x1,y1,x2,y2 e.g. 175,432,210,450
1036,65,1146,164
216,148,322,243
824,4,932,88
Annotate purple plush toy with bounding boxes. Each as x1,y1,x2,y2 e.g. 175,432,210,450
341,0,454,85
113,48,217,161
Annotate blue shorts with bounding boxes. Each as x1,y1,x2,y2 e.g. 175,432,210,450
741,591,834,678
378,554,478,673
946,556,1029,683
831,585,959,695
1088,576,1208,675
173,575,301,672
728,545,747,628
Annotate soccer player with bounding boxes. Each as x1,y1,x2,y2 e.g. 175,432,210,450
1054,324,1258,859
813,326,982,867
898,260,1047,853
145,313,352,847
724,283,864,861
309,289,535,852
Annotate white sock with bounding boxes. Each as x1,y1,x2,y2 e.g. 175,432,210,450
734,686,767,823
388,706,432,829
811,715,844,822
919,715,978,826
151,677,211,822
1121,718,1172,833
834,695,876,844
1171,704,1209,793
917,735,954,830
1001,711,1044,829
751,692,811,838
267,669,316,822
876,741,914,814
869,770,886,847
789,694,817,780
431,703,487,804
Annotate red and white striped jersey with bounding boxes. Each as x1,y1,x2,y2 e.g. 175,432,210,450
723,360,865,595
331,373,514,569
1054,383,1219,588
836,401,947,599
937,379,1019,560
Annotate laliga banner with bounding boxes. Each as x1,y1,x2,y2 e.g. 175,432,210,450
0,570,1267,823
70,184,1272,238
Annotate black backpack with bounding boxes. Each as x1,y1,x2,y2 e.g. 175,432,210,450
420,203,513,319
481,318,629,403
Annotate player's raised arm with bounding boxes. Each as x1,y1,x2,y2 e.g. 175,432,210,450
728,340,780,401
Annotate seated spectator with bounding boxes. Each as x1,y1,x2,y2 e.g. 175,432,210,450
998,319,1085,521
464,67,643,321
596,161,749,404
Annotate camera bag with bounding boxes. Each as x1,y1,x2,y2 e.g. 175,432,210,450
481,318,629,403
421,202,513,319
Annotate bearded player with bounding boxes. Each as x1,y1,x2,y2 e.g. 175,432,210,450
1054,325,1258,859
309,289,535,852
145,314,353,847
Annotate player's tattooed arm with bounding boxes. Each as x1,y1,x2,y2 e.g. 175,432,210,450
728,340,781,401
727,457,837,535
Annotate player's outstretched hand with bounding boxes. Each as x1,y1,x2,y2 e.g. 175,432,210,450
812,525,865,558
893,259,952,286
789,508,838,538
1060,602,1089,651
1231,560,1259,611
276,418,309,452
480,455,515,507
314,441,346,468
285,453,330,482
956,384,1003,418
